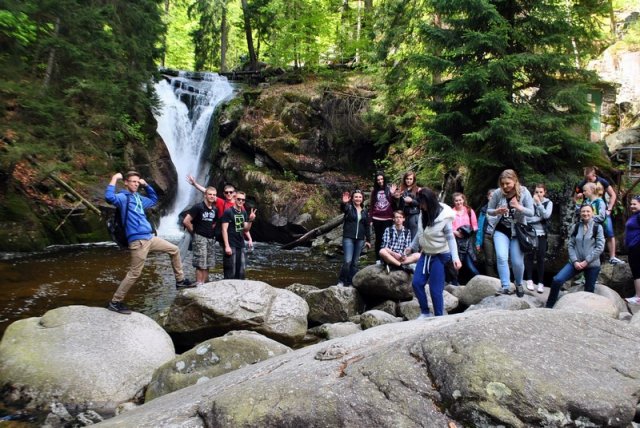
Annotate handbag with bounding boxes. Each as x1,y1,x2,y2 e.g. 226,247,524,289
515,222,538,253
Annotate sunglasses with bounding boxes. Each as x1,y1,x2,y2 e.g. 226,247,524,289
236,198,245,202
224,191,235,194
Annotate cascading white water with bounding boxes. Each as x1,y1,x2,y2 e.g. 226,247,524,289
154,71,234,238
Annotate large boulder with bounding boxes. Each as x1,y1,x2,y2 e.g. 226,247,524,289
359,309,402,329
554,291,620,318
352,264,414,300
466,294,541,312
97,310,640,427
159,280,309,347
145,330,291,401
0,306,174,415
598,262,635,297
305,285,364,324
453,275,503,306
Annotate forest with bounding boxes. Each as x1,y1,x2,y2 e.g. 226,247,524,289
0,0,639,232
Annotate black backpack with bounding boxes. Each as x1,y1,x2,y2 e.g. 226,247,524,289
107,194,130,249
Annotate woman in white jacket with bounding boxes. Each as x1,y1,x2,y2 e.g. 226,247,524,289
486,169,534,297
406,188,461,318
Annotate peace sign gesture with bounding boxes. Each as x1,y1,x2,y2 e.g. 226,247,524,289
248,207,257,222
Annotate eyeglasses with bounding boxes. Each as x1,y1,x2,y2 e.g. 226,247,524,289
236,198,245,202
224,191,235,194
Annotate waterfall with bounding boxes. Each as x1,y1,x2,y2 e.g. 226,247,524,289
154,71,234,238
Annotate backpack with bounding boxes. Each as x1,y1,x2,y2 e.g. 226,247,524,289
107,194,130,249
571,222,601,240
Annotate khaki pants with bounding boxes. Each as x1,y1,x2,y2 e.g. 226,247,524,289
112,237,184,302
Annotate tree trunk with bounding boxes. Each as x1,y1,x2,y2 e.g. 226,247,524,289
220,3,228,72
241,0,258,70
161,0,170,67
42,16,60,89
281,215,344,249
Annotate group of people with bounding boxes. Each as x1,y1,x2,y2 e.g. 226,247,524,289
104,171,255,315
337,167,637,318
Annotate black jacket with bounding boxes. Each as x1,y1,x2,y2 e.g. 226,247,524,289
341,202,371,241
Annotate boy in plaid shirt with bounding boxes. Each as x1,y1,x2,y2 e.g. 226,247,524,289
379,210,414,273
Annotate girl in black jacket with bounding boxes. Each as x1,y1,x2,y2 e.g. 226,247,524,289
338,190,371,286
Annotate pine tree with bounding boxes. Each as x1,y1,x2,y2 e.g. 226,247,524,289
378,0,609,193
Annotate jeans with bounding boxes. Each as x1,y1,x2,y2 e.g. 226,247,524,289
339,238,365,285
412,252,451,316
545,263,600,308
223,247,246,279
493,230,525,288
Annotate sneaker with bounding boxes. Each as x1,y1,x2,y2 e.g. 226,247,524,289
375,260,382,265
609,257,626,265
526,280,534,291
176,278,196,289
195,281,205,287
537,283,544,294
336,281,345,287
515,284,524,298
625,296,640,305
107,301,132,315
416,313,434,320
495,287,512,296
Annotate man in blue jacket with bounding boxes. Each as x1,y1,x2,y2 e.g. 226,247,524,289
105,171,194,314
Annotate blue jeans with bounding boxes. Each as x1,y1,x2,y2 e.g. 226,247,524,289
493,230,525,288
412,253,451,316
545,263,600,308
339,238,365,285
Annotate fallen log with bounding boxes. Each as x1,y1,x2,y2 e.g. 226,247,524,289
281,214,344,250
50,174,102,217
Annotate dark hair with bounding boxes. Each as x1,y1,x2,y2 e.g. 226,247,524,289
418,187,442,228
632,195,640,202
371,172,387,205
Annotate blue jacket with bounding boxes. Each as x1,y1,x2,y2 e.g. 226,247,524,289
105,184,157,243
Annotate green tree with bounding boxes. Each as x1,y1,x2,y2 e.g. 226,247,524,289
377,0,609,193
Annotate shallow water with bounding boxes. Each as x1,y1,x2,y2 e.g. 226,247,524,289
0,241,342,338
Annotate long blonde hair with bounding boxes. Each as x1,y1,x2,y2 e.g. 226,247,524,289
498,169,521,200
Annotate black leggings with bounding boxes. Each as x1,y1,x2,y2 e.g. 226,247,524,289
373,219,393,261
524,235,547,283
629,245,640,280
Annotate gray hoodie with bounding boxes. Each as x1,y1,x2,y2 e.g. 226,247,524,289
568,219,605,268
486,185,534,237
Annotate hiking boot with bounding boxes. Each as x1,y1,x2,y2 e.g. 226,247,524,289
176,278,196,289
609,257,625,265
107,300,132,315
515,284,524,298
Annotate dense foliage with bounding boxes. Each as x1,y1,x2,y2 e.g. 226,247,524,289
0,0,164,178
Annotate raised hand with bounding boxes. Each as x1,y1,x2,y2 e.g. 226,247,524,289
249,207,257,221
342,191,351,204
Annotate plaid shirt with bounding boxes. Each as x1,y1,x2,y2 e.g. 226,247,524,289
381,225,412,254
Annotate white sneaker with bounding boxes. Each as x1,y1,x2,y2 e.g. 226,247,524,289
609,257,626,265
537,283,544,293
526,280,534,291
625,296,640,305
416,313,434,320
336,281,345,287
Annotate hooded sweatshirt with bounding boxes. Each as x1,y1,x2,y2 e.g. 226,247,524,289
410,203,459,261
105,184,156,243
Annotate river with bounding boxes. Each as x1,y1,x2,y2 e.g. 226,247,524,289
0,240,342,339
